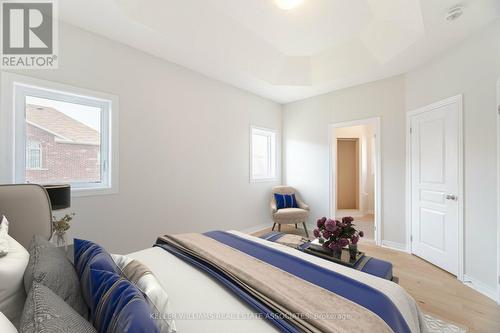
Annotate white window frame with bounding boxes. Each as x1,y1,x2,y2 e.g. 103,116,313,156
250,126,278,182
1,73,119,197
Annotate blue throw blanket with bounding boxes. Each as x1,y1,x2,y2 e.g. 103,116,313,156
155,231,410,333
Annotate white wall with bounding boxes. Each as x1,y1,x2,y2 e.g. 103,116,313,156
283,75,406,243
0,23,282,254
406,20,500,290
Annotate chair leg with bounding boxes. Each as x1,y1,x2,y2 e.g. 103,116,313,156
302,222,309,238
272,223,276,231
278,224,281,232
295,224,298,229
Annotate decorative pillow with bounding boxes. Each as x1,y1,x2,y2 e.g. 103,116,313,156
23,235,88,318
0,215,10,256
274,193,299,210
73,239,120,308
20,283,96,333
0,311,18,333
89,269,160,333
112,254,176,333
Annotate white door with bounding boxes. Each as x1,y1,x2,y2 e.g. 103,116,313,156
410,98,461,276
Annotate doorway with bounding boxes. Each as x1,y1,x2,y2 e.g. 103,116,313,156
406,95,463,279
337,138,359,210
330,118,381,244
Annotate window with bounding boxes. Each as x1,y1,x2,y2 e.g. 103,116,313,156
21,93,105,187
2,74,119,196
250,127,277,181
26,141,42,169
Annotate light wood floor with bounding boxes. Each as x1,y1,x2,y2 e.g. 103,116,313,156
352,214,375,240
252,225,500,333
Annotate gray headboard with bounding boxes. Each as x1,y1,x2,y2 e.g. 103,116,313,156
0,184,52,248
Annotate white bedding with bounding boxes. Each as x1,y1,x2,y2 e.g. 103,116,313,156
0,235,29,327
0,311,18,333
128,246,279,332
128,230,424,333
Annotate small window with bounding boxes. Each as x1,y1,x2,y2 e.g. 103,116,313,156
250,127,277,182
8,78,118,195
26,141,42,169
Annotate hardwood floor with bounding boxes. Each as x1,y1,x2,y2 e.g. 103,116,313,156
252,225,500,333
352,214,375,240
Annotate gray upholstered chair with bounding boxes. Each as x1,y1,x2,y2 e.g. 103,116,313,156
270,186,309,237
0,184,52,249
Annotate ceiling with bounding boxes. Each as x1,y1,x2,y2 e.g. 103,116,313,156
59,0,500,103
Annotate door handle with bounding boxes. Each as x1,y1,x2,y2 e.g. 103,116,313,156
445,194,458,201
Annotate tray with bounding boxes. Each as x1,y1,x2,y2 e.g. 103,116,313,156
300,243,365,268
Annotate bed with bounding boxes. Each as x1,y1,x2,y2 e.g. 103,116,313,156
128,230,426,333
0,184,428,332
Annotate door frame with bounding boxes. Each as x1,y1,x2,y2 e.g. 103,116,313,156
405,94,464,281
496,79,500,303
329,117,381,245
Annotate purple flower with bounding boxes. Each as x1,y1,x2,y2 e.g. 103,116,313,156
313,229,321,238
342,216,354,224
324,219,337,232
317,217,327,228
339,238,349,247
351,236,359,245
322,230,332,239
335,219,342,226
359,231,364,238
322,241,331,250
328,242,339,251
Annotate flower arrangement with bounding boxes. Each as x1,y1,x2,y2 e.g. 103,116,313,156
313,216,364,258
52,213,75,236
51,213,75,248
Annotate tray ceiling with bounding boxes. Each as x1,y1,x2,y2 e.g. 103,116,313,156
60,0,500,103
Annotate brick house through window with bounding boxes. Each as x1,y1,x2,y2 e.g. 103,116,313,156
25,104,101,184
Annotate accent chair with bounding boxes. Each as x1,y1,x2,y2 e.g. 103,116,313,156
270,186,309,237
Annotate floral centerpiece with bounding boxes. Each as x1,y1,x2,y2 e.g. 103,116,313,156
313,216,364,259
51,213,75,249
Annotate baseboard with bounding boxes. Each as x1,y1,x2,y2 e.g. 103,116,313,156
305,223,316,230
239,223,271,234
381,240,409,253
463,274,498,302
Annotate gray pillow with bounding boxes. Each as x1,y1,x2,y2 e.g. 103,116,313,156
24,235,88,318
20,283,96,333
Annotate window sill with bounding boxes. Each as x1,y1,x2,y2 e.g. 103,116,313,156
250,178,279,183
71,186,118,197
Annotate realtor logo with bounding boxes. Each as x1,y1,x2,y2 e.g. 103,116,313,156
1,0,58,68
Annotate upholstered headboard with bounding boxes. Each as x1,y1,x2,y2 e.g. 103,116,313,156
0,184,52,248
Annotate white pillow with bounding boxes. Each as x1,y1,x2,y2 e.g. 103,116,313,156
0,235,29,326
0,311,18,333
112,254,176,333
0,215,10,256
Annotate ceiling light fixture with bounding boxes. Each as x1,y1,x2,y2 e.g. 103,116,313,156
275,0,304,11
446,5,464,21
